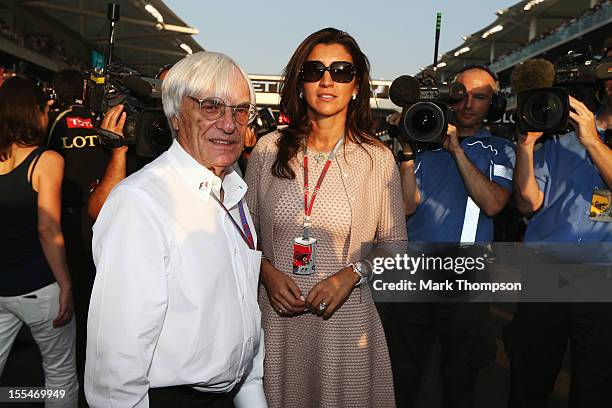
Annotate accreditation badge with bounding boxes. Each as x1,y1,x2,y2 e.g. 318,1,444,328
293,237,317,275
589,188,612,223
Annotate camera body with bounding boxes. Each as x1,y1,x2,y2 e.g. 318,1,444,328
389,74,466,146
516,51,611,133
251,107,277,139
85,65,171,158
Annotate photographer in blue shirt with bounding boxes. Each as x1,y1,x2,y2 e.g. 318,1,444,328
402,69,515,244
506,49,612,408
385,66,515,408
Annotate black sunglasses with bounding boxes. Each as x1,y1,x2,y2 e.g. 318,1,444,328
300,61,357,83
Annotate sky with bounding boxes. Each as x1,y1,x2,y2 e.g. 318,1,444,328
165,0,518,80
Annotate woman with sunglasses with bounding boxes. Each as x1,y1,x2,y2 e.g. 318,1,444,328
0,76,78,405
245,28,406,407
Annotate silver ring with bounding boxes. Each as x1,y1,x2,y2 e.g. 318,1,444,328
318,302,328,312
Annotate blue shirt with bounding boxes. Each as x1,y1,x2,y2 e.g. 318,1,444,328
407,129,516,243
525,131,612,243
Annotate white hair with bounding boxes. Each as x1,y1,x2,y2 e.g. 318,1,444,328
161,51,256,137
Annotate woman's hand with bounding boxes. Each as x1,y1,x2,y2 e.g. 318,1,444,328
53,286,74,328
261,262,306,317
306,267,359,319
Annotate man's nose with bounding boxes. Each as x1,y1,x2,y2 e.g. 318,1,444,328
461,95,474,110
217,108,237,133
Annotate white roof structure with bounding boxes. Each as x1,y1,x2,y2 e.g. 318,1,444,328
0,0,202,75
425,0,611,80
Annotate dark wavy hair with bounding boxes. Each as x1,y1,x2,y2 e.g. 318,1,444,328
273,27,381,179
0,76,48,161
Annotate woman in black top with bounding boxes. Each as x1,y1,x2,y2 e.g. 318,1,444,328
0,76,78,405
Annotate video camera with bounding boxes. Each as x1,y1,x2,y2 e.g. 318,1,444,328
86,3,171,158
515,51,612,133
251,107,277,139
386,13,468,147
389,72,466,145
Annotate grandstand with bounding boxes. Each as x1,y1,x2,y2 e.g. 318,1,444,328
0,1,396,122
0,0,201,78
425,0,611,93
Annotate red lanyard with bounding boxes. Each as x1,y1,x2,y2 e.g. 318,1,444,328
303,136,344,238
211,194,255,250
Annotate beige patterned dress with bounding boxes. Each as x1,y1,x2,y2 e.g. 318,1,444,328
245,131,406,408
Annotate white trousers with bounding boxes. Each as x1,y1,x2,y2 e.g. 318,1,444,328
0,282,78,407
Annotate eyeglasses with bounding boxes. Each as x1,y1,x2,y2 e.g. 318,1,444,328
300,61,357,83
187,96,256,125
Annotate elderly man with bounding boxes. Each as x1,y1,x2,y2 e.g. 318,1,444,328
85,52,266,408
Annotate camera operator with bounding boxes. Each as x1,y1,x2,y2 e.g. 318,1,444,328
86,104,127,220
87,64,172,220
46,68,110,389
506,48,612,407
384,66,515,408
48,69,109,226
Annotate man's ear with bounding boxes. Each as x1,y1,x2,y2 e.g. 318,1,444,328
171,116,179,130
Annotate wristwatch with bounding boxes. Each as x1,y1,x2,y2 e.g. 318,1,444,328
348,261,367,287
397,150,416,162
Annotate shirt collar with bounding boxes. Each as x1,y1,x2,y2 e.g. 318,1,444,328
468,128,490,139
166,139,247,208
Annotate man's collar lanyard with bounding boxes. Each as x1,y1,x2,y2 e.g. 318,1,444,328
210,193,255,250
303,135,344,239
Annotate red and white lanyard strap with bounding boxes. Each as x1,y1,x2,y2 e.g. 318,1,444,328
211,193,255,250
303,136,344,239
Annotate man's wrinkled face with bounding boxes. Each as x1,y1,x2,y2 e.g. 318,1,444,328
454,69,496,130
172,72,250,174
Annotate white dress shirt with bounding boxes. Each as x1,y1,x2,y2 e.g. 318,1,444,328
85,140,266,408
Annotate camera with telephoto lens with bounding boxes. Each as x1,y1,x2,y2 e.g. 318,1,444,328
251,107,277,139
516,51,612,133
389,72,466,146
